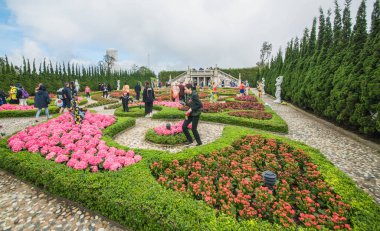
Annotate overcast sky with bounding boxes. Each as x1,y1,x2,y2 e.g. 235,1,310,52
0,0,370,73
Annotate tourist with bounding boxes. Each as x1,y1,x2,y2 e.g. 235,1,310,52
60,82,72,114
8,83,19,104
34,84,51,122
107,83,112,93
102,83,108,98
239,82,245,96
19,85,29,106
85,86,91,98
98,83,102,91
134,82,141,101
142,81,155,117
182,83,203,146
179,82,185,102
121,92,133,112
172,82,180,102
0,89,7,106
70,81,78,97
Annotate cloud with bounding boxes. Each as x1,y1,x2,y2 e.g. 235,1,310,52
4,0,372,72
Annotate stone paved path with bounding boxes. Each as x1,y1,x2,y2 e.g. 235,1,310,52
0,170,125,231
115,118,224,153
254,89,380,204
0,100,125,231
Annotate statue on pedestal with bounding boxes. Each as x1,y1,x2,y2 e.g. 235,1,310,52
262,78,266,95
274,76,283,104
74,79,80,93
117,80,120,91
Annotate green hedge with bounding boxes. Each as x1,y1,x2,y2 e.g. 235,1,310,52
0,121,378,230
114,105,162,118
0,106,60,118
152,106,288,133
145,129,188,145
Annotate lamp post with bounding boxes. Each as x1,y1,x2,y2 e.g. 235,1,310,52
262,170,277,190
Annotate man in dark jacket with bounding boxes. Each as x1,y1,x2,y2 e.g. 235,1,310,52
60,82,72,113
134,82,141,101
182,83,203,146
142,81,155,117
34,84,51,122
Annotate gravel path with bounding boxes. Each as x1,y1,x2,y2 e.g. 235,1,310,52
0,117,44,137
0,170,125,231
114,118,225,153
254,89,380,204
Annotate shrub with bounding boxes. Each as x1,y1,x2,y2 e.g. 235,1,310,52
145,129,188,145
151,135,352,229
228,110,272,120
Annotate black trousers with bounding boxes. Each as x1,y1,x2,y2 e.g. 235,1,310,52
145,101,153,115
182,114,201,144
122,99,129,112
136,92,140,100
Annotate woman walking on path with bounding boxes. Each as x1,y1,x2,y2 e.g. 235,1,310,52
142,81,155,117
182,83,203,146
34,84,51,122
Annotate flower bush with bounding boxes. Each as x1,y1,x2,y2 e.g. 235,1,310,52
145,121,193,145
154,121,191,136
151,135,351,230
179,101,265,113
0,104,35,111
228,111,273,120
154,101,182,108
8,112,142,172
235,95,258,102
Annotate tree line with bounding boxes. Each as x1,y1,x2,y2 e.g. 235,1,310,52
0,56,155,94
261,0,380,137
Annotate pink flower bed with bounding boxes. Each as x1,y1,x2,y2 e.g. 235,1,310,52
154,121,191,135
154,101,182,108
7,112,142,172
0,104,35,111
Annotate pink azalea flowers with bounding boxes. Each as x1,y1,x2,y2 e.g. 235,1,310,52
8,112,142,172
0,104,35,111
154,121,191,136
154,101,182,108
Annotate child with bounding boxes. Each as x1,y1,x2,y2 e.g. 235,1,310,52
121,93,133,112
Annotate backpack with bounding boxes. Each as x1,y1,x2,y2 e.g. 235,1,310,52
57,88,64,99
146,88,153,101
21,89,29,98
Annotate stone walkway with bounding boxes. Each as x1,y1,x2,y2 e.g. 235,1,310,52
0,170,124,231
0,100,124,231
254,89,380,204
114,118,224,153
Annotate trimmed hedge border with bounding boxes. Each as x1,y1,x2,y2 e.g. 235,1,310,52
114,105,162,118
153,106,288,133
0,119,378,230
0,106,60,118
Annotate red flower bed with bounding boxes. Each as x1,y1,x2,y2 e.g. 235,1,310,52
228,110,273,120
151,135,351,230
178,101,265,113
235,95,258,102
109,90,136,98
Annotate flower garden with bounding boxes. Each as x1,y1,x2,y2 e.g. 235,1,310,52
145,121,192,145
0,87,379,230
